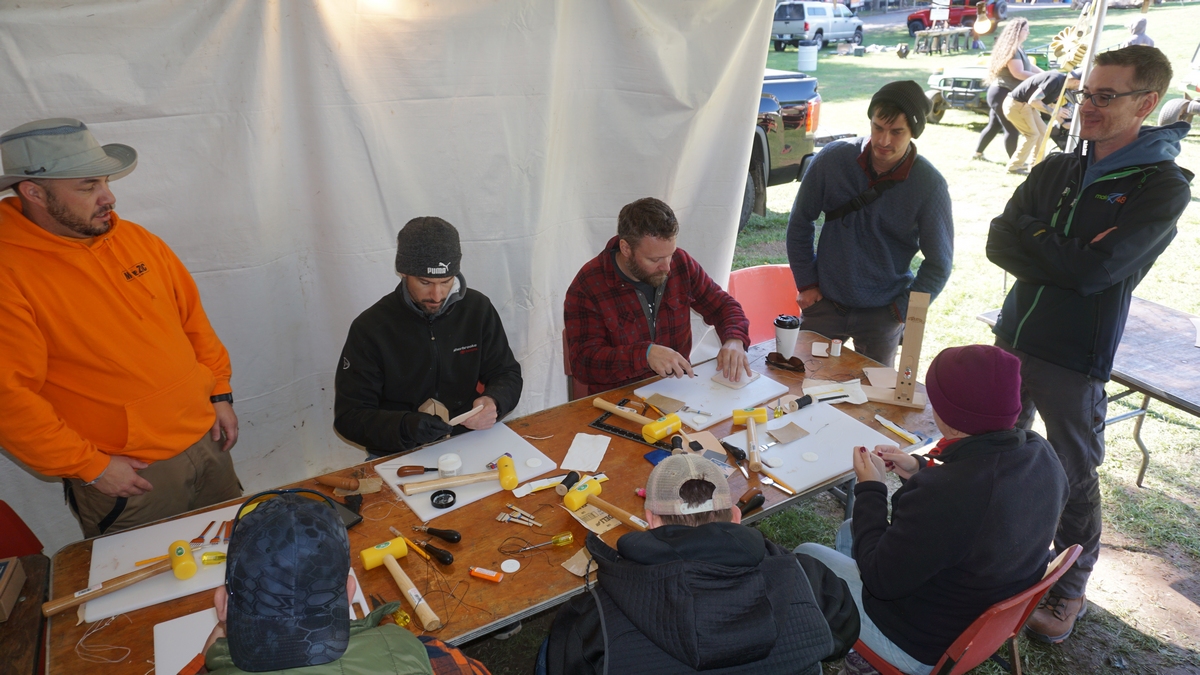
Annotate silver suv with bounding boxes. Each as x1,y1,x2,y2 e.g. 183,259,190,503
772,1,864,51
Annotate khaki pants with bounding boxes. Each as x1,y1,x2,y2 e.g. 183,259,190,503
66,434,242,538
1003,97,1046,172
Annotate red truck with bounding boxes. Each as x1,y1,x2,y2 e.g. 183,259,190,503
907,0,1007,37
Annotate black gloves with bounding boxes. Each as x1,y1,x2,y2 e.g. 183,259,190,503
403,412,453,446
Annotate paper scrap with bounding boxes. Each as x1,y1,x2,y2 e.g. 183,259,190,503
802,379,868,405
863,367,899,389
768,422,809,445
563,503,621,534
334,477,382,496
448,404,485,426
645,393,685,414
562,548,596,578
688,430,725,454
812,342,829,357
699,450,736,477
561,433,610,472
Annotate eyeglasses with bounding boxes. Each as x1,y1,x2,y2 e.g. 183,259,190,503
225,488,339,586
766,352,806,372
1064,88,1152,108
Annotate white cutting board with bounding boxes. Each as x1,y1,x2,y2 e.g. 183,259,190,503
375,424,556,522
152,569,371,674
86,504,240,623
633,361,789,430
721,403,893,492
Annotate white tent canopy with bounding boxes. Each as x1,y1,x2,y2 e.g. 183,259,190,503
0,0,772,554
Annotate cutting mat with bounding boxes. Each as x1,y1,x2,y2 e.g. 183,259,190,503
375,424,556,522
85,504,241,623
633,361,789,430
721,403,893,492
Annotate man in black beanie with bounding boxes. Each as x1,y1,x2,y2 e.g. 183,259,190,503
333,216,523,456
786,80,953,367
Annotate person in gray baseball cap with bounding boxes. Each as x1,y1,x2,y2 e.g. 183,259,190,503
0,118,241,538
542,454,860,674
333,216,523,456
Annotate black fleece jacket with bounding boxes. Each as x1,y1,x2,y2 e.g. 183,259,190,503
987,123,1191,380
333,277,522,455
852,429,1069,665
545,524,859,675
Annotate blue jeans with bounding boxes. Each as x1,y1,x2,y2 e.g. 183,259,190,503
796,542,934,675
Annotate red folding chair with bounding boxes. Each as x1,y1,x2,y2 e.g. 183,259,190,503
854,544,1083,675
727,264,799,346
0,500,43,557
563,330,591,401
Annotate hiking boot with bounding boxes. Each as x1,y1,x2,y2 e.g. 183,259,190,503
1025,593,1087,643
841,650,881,675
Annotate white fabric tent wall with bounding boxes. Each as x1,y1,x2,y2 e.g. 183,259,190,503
0,0,773,555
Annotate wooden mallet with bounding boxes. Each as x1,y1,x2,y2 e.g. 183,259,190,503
562,477,648,532
592,398,681,444
42,539,198,617
732,407,768,473
401,455,518,496
359,537,443,630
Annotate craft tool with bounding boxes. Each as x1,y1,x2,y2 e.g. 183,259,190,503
516,532,574,552
737,488,765,516
395,465,439,477
562,477,649,531
506,503,539,521
447,404,485,426
201,552,227,565
486,453,514,470
210,521,225,545
681,406,710,417
874,415,920,445
415,540,454,565
759,476,795,496
370,593,410,627
402,455,518,495
135,542,202,567
359,536,442,630
588,398,674,451
732,408,768,472
43,540,198,617
497,513,534,526
223,519,232,543
758,467,796,494
191,520,216,545
315,474,360,490
510,511,543,527
592,397,682,444
469,566,503,582
399,534,431,561
718,441,751,478
411,524,462,543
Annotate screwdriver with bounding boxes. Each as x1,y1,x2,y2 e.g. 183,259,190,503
516,532,574,553
396,465,439,477
412,524,462,543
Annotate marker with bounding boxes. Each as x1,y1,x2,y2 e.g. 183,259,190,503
875,415,919,445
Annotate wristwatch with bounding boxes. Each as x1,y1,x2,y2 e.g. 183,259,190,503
210,393,234,404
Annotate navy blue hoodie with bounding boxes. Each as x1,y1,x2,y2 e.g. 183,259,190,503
987,122,1192,379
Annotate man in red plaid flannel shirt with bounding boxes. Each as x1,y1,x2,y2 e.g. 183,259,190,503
564,198,751,396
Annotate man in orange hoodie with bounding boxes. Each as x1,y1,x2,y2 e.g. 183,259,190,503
0,118,242,537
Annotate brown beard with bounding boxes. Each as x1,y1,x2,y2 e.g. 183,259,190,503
46,190,112,237
627,256,668,288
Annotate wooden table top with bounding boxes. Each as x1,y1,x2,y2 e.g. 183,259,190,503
47,332,935,674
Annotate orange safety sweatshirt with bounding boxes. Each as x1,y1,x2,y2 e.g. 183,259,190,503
0,197,232,482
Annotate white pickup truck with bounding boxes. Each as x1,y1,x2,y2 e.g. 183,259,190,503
771,1,864,51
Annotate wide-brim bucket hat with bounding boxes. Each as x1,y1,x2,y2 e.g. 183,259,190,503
1,118,137,193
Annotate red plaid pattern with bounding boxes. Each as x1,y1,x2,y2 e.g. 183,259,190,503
564,237,749,395
419,636,491,675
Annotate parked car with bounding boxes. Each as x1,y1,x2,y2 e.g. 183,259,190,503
925,64,989,123
907,0,1007,37
772,1,864,51
741,69,822,231
1158,40,1200,126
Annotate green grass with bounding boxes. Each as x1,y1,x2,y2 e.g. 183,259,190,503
747,4,1200,673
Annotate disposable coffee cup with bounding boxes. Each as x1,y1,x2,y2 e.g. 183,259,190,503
774,314,801,360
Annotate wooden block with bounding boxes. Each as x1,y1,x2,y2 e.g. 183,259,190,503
894,292,930,409
418,398,450,423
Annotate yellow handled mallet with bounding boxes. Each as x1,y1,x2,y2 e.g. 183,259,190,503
592,398,681,444
562,477,649,532
359,537,443,630
732,407,768,473
42,540,198,617
401,455,518,496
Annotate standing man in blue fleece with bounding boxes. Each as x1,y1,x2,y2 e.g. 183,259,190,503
987,45,1191,644
786,81,953,366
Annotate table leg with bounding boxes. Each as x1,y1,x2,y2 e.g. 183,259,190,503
1106,390,1153,488
826,476,856,519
